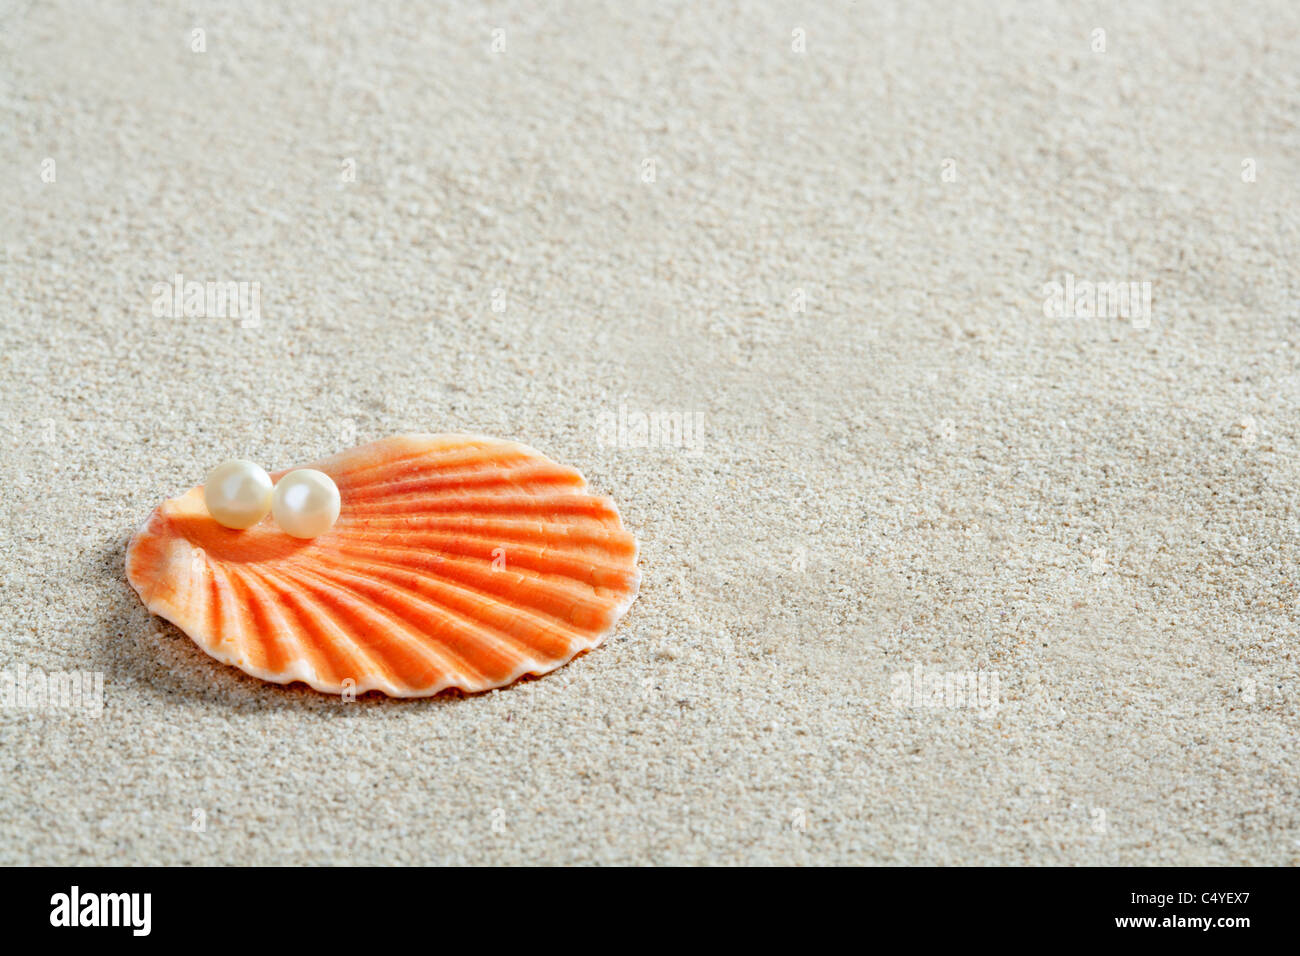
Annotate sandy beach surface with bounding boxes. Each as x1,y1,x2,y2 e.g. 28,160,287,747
2,0,1298,865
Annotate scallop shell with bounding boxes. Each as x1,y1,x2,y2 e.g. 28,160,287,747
125,435,640,697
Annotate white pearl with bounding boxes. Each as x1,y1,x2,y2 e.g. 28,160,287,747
272,469,341,539
204,460,273,530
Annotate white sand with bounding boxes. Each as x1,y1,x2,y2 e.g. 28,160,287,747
1,0,1298,865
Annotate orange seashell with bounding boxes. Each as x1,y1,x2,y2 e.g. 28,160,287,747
126,435,641,696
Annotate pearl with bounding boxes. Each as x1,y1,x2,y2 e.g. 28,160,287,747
272,469,341,538
204,460,273,530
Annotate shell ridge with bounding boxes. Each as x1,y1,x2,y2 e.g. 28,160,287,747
297,554,559,677
275,563,464,692
345,459,581,500
340,514,635,551
203,558,223,646
276,562,481,690
350,474,587,504
295,561,533,686
236,563,397,690
311,436,507,484
254,564,403,694
298,548,588,662
324,530,635,587
225,566,322,685
312,543,617,629
344,492,618,519
207,563,248,662
293,554,603,694
337,521,637,556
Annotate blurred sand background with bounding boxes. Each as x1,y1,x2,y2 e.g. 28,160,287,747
1,0,1298,864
